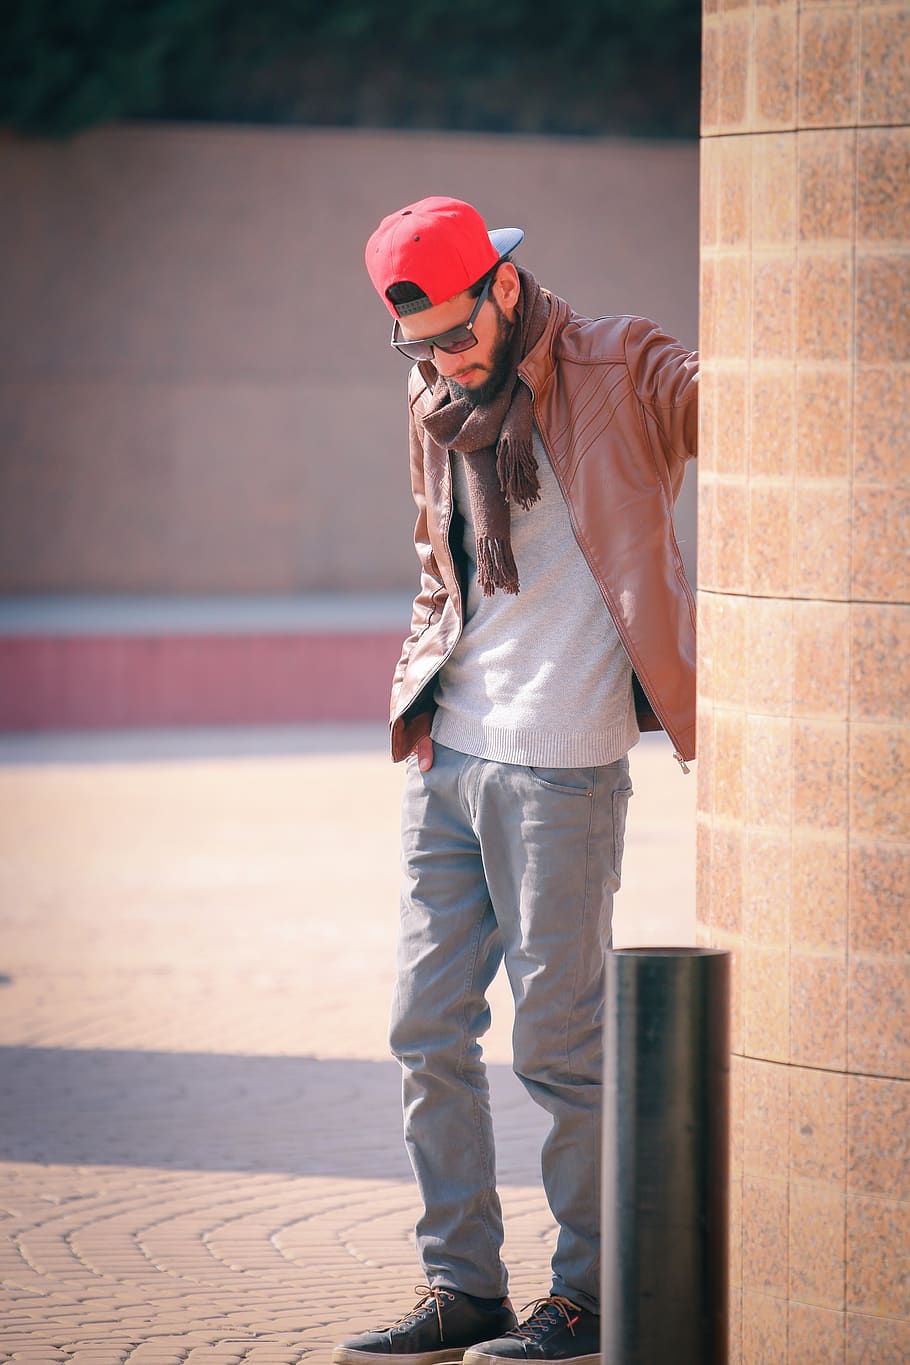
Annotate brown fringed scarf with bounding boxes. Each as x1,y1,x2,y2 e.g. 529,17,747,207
420,266,550,595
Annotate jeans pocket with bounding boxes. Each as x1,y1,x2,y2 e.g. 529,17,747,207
612,785,633,881
526,766,595,796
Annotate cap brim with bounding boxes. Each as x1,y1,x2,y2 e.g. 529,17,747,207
489,227,524,260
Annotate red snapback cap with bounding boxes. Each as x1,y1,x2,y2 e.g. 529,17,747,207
365,196,524,317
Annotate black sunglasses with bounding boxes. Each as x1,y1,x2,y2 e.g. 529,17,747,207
390,275,494,362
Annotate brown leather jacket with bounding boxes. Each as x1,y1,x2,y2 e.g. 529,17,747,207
389,291,699,767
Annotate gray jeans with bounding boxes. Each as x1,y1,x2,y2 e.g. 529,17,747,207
390,742,633,1313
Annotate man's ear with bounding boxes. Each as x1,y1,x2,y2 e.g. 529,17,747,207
494,262,521,316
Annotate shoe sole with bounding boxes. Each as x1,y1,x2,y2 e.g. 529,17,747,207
463,1353,599,1365
332,1349,466,1364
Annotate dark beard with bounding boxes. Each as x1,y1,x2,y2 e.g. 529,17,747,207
446,301,516,410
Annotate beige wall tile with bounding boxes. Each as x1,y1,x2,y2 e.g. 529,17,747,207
847,1075,910,1201
846,1192,910,1318
729,1287,742,1365
717,479,751,595
790,951,847,1070
791,832,848,953
753,253,798,361
855,255,910,363
754,9,799,129
702,18,721,135
798,253,854,363
749,481,794,596
789,1303,845,1365
795,365,852,480
696,816,714,939
752,133,797,246
746,596,794,716
857,127,910,244
698,476,719,590
731,1168,744,1300
719,135,754,247
790,1066,847,1185
714,592,749,709
743,942,791,1061
790,1180,846,1310
744,1056,790,1176
799,129,856,244
752,363,795,478
714,706,746,829
712,820,746,933
716,252,754,364
700,362,720,480
696,706,716,812
799,8,860,127
793,600,850,720
742,1177,790,1296
793,718,849,833
717,367,751,476
846,1312,910,1365
732,1047,746,1175
701,133,722,249
732,1048,746,1176
859,6,910,126
849,840,910,957
849,723,910,842
719,13,754,132
852,484,910,603
723,932,745,1056
744,828,792,947
854,366,910,486
848,957,910,1080
850,606,910,724
794,480,852,602
700,253,720,363
745,714,793,831
742,1288,789,1360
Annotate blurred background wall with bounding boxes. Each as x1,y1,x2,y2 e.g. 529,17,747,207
0,123,698,597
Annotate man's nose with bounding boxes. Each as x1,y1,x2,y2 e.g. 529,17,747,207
432,347,466,376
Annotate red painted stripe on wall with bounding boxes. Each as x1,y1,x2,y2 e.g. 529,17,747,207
0,633,403,730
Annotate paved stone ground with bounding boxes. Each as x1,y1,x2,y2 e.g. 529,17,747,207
0,724,694,1364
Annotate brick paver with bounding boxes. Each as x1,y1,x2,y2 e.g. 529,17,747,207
0,725,694,1363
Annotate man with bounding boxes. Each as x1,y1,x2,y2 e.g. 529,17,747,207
334,196,697,1365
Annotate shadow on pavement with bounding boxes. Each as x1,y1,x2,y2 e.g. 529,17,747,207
0,1046,548,1183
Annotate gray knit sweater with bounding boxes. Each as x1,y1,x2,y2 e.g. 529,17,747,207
431,429,640,767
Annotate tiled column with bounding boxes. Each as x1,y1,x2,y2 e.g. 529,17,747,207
698,2,909,1361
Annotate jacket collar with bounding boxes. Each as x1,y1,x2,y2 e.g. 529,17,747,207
518,289,568,398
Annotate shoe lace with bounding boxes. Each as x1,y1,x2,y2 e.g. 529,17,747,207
392,1284,457,1341
506,1295,582,1343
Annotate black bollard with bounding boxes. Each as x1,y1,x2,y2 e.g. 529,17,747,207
601,947,730,1365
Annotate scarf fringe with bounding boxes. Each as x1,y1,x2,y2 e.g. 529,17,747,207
496,431,540,511
476,535,520,596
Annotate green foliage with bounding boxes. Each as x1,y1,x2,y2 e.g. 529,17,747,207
1,0,700,140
